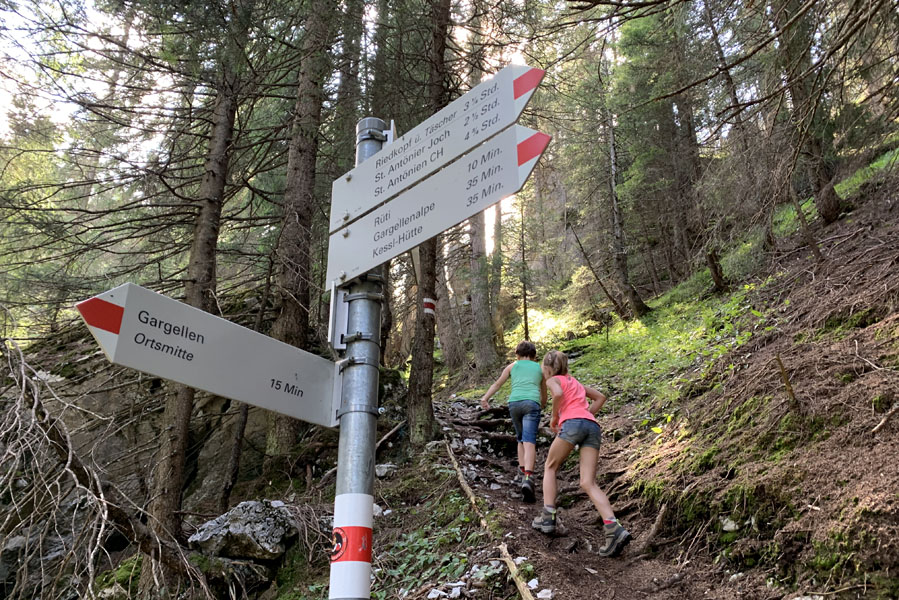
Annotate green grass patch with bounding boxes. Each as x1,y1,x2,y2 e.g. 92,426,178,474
835,147,899,199
772,197,818,237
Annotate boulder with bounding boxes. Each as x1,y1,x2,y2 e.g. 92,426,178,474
188,500,297,560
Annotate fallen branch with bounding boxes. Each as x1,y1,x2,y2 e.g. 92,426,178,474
375,419,406,453
453,418,509,430
317,420,406,488
633,503,668,556
444,440,488,529
775,354,801,415
872,403,898,434
445,442,535,600
498,542,537,600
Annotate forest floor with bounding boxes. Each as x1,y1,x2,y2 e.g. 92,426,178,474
360,174,899,600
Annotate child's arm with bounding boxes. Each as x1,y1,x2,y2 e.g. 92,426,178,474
539,377,548,410
480,363,513,410
585,385,608,416
546,377,563,432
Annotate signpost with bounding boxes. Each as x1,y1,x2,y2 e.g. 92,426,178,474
75,63,549,600
76,283,342,428
326,125,550,285
329,64,545,233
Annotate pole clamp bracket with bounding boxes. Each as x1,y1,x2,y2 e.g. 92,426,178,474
344,292,384,303
339,355,380,372
337,403,381,418
343,331,375,344
359,271,385,284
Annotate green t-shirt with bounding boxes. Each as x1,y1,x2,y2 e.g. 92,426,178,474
508,360,543,404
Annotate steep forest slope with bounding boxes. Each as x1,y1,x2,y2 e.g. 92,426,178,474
3,172,897,600
323,175,899,600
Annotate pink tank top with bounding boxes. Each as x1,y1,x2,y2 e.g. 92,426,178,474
554,375,597,425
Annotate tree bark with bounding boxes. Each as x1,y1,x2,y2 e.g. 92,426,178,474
265,0,336,475
407,237,440,446
605,92,651,317
490,202,506,353
139,24,242,596
436,243,466,371
405,0,452,448
774,0,840,224
470,211,497,372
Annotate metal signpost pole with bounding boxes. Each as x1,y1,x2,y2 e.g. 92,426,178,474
328,117,386,600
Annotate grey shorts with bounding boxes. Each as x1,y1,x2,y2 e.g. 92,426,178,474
558,418,601,450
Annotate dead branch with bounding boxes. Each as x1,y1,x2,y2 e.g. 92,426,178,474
633,503,668,556
444,441,536,599
872,403,899,434
775,354,802,414
317,420,406,489
453,418,509,430
375,420,407,453
498,542,537,600
1,337,208,598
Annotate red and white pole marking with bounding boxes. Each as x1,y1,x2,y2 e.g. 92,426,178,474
422,297,437,317
329,493,374,599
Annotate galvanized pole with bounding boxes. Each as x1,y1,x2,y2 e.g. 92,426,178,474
328,117,386,600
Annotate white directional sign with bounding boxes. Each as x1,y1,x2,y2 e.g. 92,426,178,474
326,125,550,285
329,64,545,233
76,283,342,428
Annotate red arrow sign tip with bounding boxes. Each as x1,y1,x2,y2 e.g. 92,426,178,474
517,131,551,166
513,68,545,99
76,297,124,334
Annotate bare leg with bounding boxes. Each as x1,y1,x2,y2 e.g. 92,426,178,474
578,447,615,520
523,441,537,473
517,442,525,472
542,437,574,507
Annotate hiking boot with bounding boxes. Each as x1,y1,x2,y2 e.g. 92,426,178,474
531,508,557,534
520,476,536,503
598,522,631,557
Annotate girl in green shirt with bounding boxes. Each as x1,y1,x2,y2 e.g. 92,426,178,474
480,341,547,502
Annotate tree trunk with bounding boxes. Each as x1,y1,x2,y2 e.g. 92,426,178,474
606,95,651,317
138,29,241,597
490,202,505,353
368,0,394,366
220,252,276,512
407,237,440,446
519,202,530,340
470,211,497,372
774,0,840,224
706,246,729,293
265,0,335,475
465,30,497,374
436,246,466,371
570,225,629,320
405,0,451,448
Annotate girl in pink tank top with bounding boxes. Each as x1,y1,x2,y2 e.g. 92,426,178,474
554,373,597,425
531,350,632,557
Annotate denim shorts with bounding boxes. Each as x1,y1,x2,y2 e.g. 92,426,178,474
508,400,541,444
558,418,601,449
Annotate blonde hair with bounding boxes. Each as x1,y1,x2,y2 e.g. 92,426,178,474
542,350,569,377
